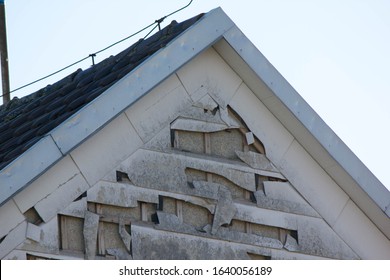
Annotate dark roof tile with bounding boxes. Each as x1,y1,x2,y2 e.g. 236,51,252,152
0,13,204,170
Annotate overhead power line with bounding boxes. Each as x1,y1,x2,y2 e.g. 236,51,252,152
1,0,194,98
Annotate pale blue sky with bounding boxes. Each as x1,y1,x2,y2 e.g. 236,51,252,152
2,0,390,189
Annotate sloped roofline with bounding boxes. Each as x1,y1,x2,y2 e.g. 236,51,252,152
0,7,389,235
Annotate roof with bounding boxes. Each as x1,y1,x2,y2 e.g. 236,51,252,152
0,8,389,239
0,13,204,170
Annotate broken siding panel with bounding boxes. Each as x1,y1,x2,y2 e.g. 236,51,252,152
13,155,82,213
0,221,27,259
70,113,143,186
229,83,294,165
34,171,89,223
125,74,192,143
0,199,25,239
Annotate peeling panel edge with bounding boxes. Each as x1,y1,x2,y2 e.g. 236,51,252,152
222,26,390,220
0,135,63,207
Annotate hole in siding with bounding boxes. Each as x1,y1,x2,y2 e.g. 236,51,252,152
157,195,164,211
268,176,287,183
290,230,298,243
249,192,257,203
0,234,6,244
116,171,131,183
170,128,176,148
73,191,87,202
23,207,43,226
247,252,271,260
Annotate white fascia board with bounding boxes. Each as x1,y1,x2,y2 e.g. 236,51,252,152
0,7,234,207
0,135,63,206
222,26,390,217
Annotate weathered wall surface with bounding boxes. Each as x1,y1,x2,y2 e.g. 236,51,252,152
1,48,389,260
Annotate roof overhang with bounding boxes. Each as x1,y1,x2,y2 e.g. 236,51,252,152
1,7,389,238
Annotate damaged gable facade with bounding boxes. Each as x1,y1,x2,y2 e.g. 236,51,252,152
0,8,389,260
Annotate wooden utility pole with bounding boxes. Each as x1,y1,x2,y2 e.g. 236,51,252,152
0,0,10,104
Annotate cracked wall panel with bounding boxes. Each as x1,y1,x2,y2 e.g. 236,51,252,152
13,155,81,214
34,172,89,223
83,211,100,259
18,215,60,255
70,113,143,186
0,221,27,259
176,47,242,108
125,74,192,143
229,82,294,166
131,224,268,260
0,199,25,239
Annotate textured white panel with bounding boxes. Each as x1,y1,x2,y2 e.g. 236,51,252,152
14,156,81,213
177,48,242,107
333,199,390,259
70,113,142,186
125,75,192,143
0,199,24,239
279,140,349,226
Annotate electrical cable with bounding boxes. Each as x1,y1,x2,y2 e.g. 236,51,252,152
2,0,194,98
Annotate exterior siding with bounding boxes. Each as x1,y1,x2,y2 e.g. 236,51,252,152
1,48,389,260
